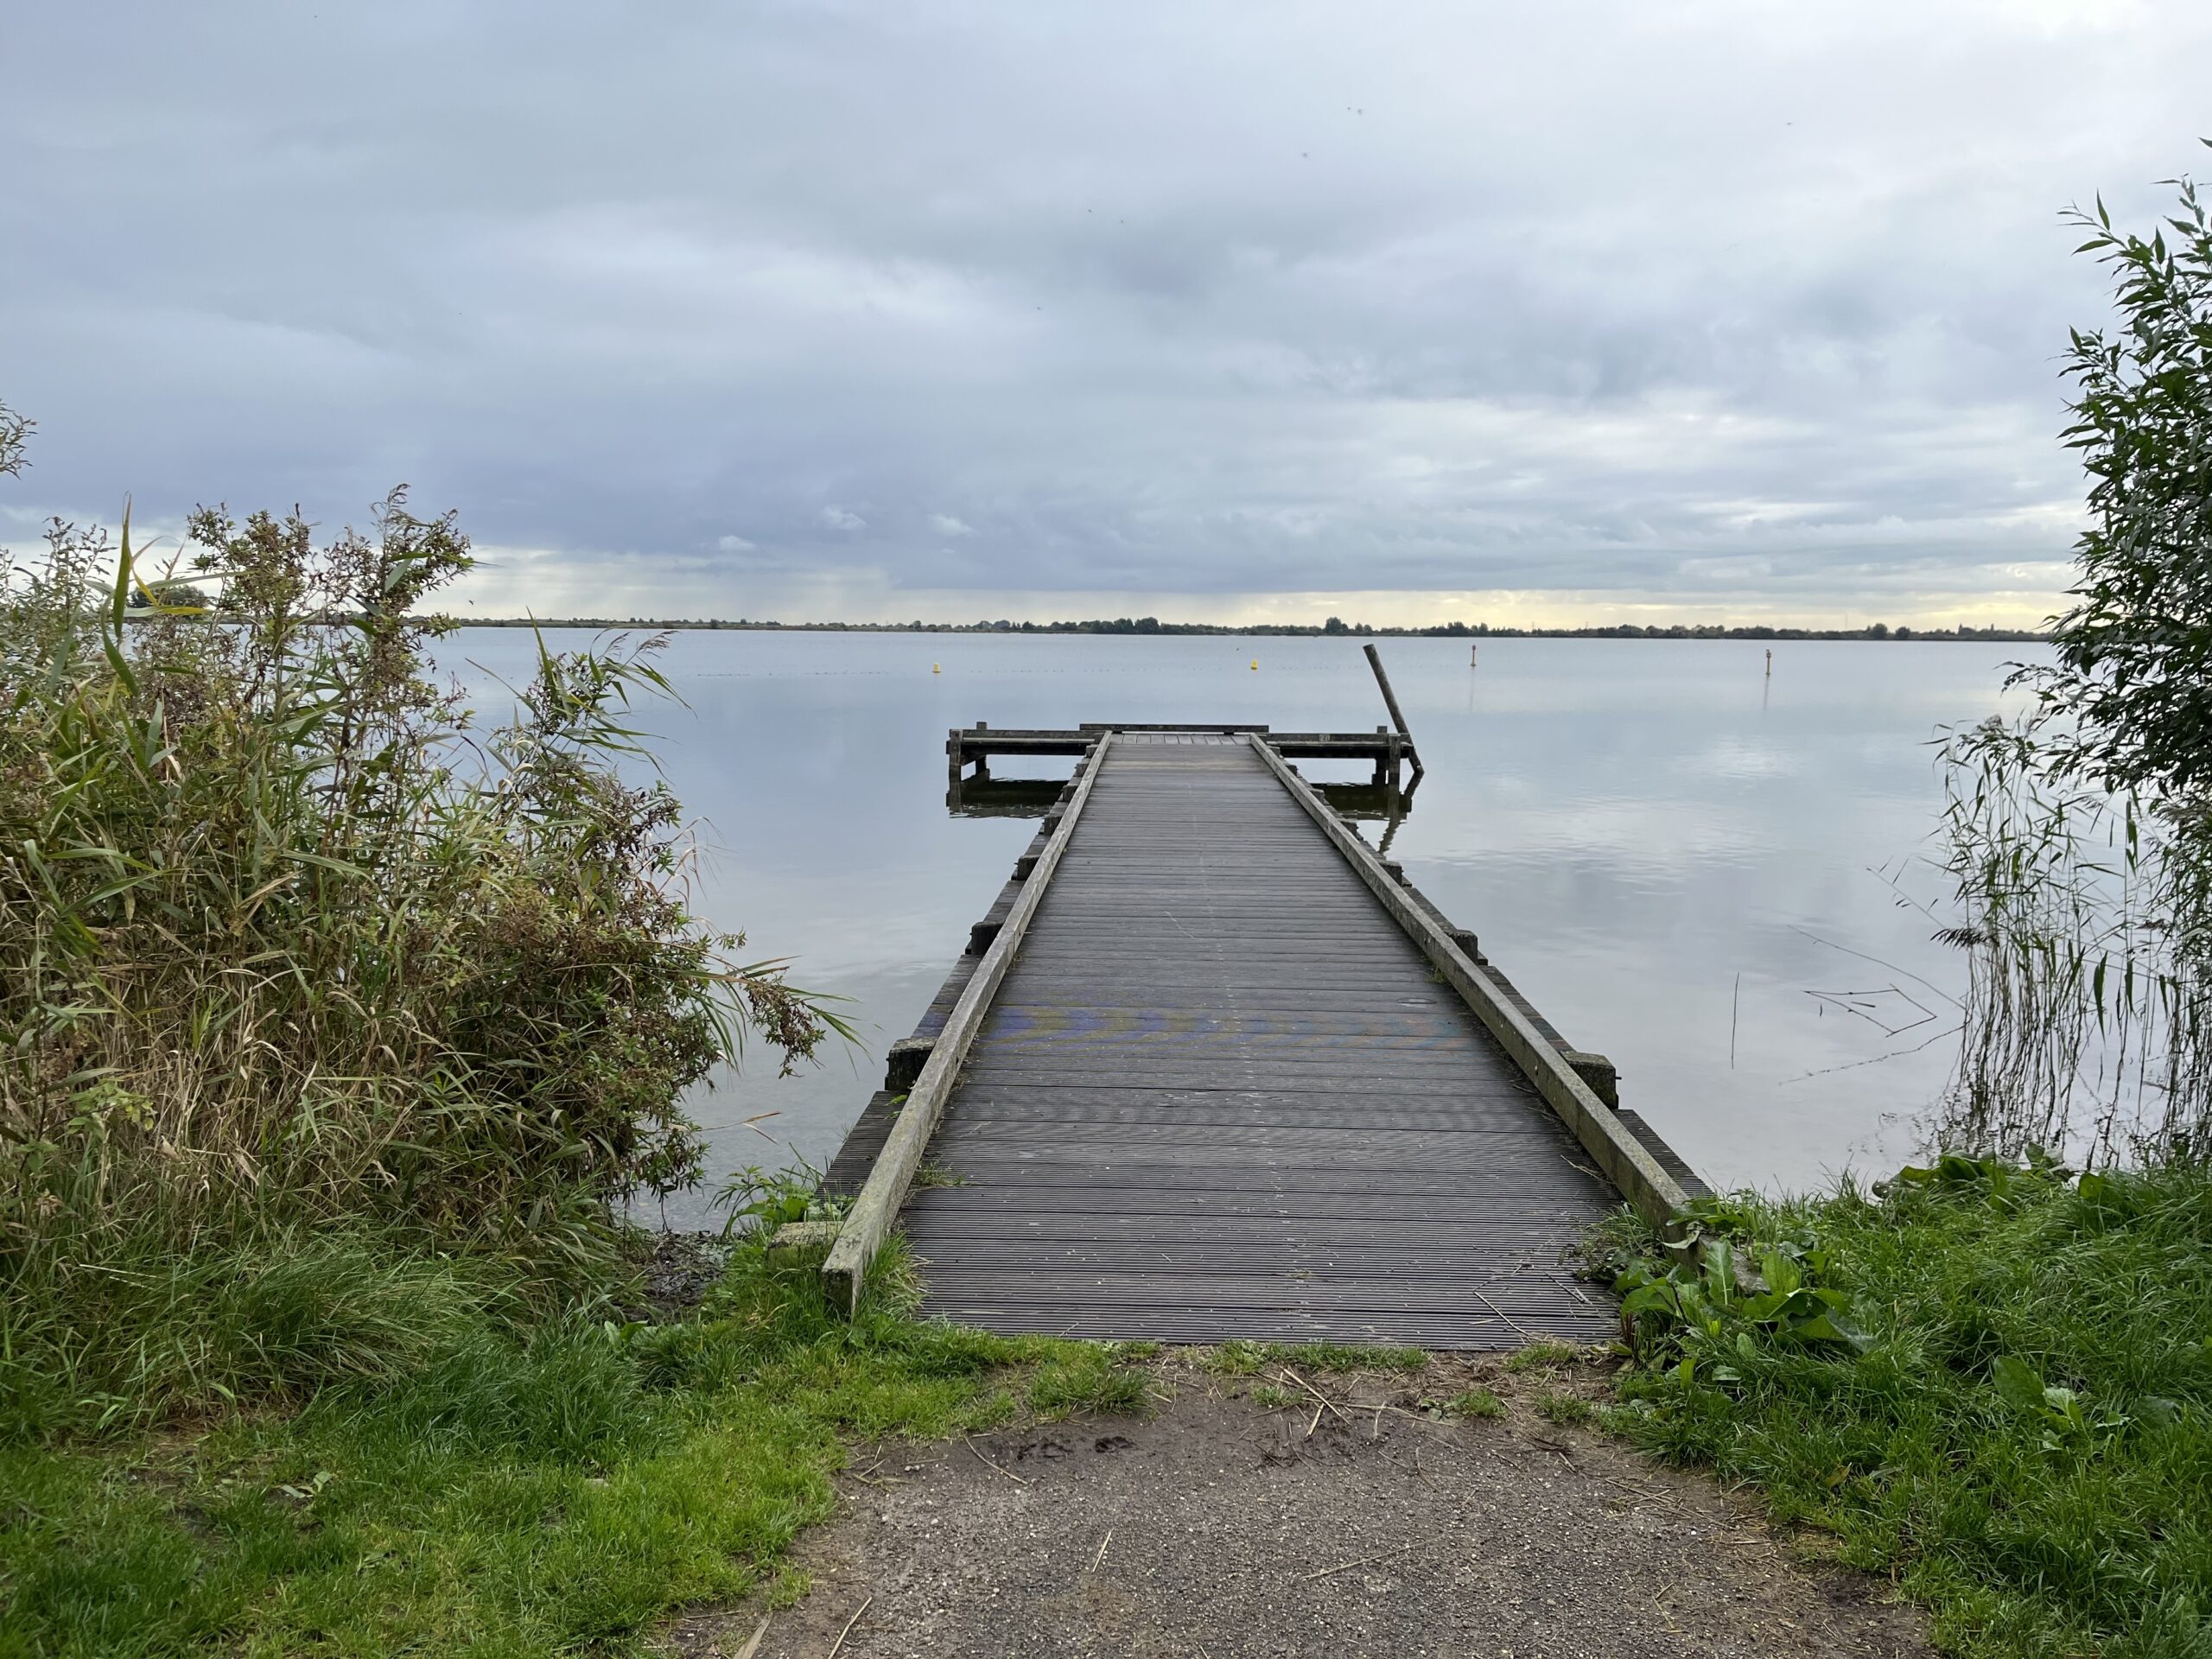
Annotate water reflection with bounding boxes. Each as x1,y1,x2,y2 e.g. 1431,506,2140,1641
946,767,1414,829
946,778,1064,818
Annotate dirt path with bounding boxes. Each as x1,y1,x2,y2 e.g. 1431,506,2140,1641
671,1356,1931,1659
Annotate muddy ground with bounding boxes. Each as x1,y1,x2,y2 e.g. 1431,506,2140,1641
665,1353,1932,1659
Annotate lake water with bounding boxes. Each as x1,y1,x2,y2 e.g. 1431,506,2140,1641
448,630,2035,1225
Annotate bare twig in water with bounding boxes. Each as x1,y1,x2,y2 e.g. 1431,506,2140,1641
1803,984,1940,1039
1731,972,1740,1069
1776,1020,1961,1085
1788,922,1961,1007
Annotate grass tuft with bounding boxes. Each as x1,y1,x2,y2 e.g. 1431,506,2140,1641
1029,1349,1151,1420
1535,1391,1596,1426
1503,1338,1580,1374
1198,1341,1266,1376
1447,1387,1505,1420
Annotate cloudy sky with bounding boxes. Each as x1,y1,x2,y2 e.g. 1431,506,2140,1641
4,3,2207,626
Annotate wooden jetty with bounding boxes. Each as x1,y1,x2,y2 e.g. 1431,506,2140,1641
819,726,1706,1348
950,721,1415,799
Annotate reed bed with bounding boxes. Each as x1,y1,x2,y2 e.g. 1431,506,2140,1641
0,492,836,1431
1936,716,2212,1167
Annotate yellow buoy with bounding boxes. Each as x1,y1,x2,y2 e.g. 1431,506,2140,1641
932,663,940,674
1249,658,1258,671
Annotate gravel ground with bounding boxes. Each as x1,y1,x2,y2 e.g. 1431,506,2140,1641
666,1355,1932,1659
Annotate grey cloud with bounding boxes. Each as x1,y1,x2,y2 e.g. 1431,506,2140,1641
3,2,2207,618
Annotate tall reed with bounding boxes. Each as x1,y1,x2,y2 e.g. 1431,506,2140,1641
0,491,838,1425
1936,716,2212,1166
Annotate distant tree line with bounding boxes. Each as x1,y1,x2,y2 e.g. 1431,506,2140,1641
457,613,2046,642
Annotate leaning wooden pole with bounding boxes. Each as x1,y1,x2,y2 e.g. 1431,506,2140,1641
821,732,1118,1313
1362,642,1421,779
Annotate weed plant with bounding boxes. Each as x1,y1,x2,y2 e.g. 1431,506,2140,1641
1605,1160,2212,1658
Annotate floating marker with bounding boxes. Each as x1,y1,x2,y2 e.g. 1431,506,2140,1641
932,663,941,674
1249,658,1258,671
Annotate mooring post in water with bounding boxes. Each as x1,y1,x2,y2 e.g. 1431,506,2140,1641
1363,642,1421,781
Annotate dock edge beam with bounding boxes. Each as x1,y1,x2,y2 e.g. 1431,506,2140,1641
821,731,1119,1313
1248,735,1693,1236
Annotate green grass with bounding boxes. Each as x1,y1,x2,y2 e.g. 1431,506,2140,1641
1503,1338,1580,1374
1605,1159,2212,1658
1028,1345,1152,1419
1446,1386,1505,1420
1535,1391,1596,1426
0,1233,1136,1658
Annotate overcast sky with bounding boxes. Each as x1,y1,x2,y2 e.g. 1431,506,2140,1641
3,3,2207,626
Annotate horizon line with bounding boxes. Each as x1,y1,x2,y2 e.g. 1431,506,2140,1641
441,615,2050,641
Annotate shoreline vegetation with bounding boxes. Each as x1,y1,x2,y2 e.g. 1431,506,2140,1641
1599,1160,2212,1659
442,613,2046,640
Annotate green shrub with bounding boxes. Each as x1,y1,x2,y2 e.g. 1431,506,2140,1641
1608,1160,2212,1656
0,490,841,1430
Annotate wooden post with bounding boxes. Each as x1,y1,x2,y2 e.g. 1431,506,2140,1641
1362,644,1417,779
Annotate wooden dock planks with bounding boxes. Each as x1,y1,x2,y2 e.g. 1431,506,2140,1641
898,733,1617,1348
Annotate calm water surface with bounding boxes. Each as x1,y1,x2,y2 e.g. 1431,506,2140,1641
449,631,2034,1224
